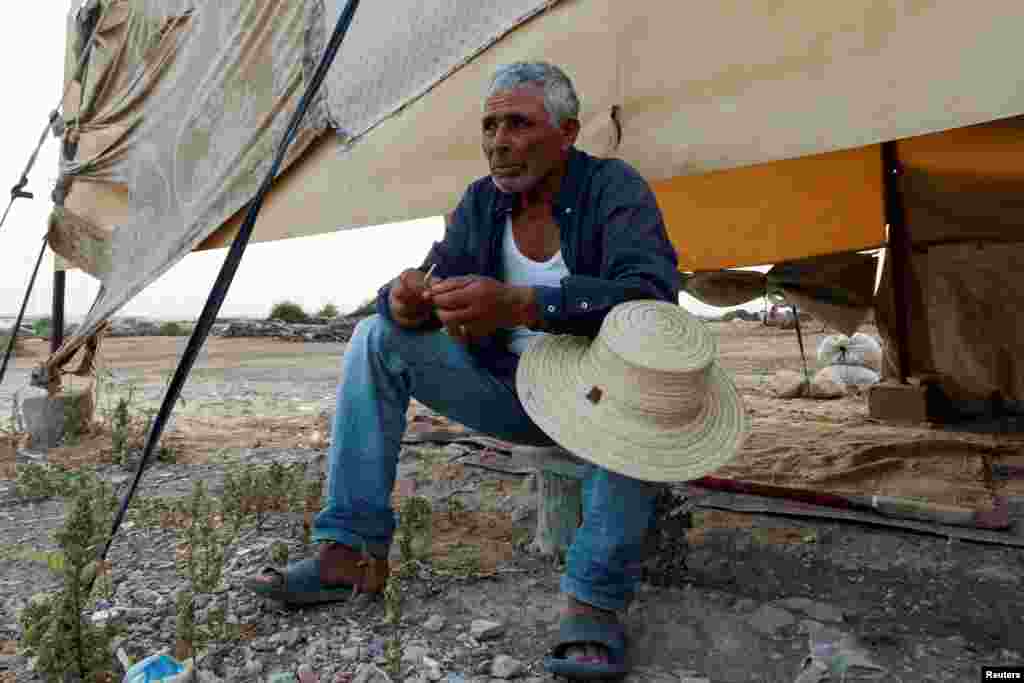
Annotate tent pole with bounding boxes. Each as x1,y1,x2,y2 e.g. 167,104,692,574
882,141,912,384
51,268,66,355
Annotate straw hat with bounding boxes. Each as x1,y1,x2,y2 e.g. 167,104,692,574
516,300,748,482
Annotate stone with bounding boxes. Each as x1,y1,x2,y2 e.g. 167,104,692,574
297,665,320,683
489,655,523,679
12,380,96,449
676,673,711,683
732,598,758,613
624,666,679,682
469,619,505,641
250,637,273,652
422,614,446,633
402,645,429,664
339,646,361,661
770,370,807,399
809,376,845,400
969,565,1021,584
747,605,796,635
797,619,825,636
352,663,393,683
272,628,304,647
243,659,264,677
208,314,371,343
306,639,329,659
776,598,845,623
421,656,443,681
868,382,928,423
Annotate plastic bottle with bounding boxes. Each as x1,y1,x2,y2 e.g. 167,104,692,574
122,654,186,683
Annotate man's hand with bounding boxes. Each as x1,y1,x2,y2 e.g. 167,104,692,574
424,275,540,343
388,269,435,329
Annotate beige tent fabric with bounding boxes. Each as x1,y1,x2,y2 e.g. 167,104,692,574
198,1,1024,261
48,0,329,366
873,117,1024,401
320,0,554,139
875,242,1024,402
46,0,1024,381
47,207,114,280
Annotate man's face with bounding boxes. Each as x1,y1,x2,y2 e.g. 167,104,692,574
482,85,576,195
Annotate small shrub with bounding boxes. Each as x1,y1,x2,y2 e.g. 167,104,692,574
221,462,307,534
1,334,25,356
158,321,188,336
15,463,79,500
175,480,237,666
315,303,339,319
398,496,432,565
268,300,309,324
111,393,134,465
32,318,52,338
19,475,119,683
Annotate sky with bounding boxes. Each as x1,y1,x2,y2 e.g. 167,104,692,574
0,2,762,323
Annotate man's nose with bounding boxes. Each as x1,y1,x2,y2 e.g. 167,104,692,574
493,122,512,148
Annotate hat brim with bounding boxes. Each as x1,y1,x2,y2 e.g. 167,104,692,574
516,334,749,482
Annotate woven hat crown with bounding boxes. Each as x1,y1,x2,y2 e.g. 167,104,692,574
580,302,715,428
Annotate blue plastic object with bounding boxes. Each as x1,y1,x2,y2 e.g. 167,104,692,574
122,654,186,683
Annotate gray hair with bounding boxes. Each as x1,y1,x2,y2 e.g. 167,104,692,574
486,62,580,126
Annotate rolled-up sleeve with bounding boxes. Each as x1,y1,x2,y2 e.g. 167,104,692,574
533,161,681,335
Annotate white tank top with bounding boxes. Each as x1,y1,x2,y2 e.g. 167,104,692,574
502,216,570,355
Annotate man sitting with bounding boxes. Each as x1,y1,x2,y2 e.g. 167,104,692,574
247,60,681,678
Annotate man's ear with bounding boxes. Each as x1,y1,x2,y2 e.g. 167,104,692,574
561,118,581,149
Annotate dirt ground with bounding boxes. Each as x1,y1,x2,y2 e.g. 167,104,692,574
10,321,1022,510
3,323,1024,682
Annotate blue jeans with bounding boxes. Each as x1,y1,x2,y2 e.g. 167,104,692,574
312,314,659,611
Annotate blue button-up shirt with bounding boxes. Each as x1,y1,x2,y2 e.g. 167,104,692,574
376,146,681,381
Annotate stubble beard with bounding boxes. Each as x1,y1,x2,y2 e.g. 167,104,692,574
491,170,541,195
491,165,548,194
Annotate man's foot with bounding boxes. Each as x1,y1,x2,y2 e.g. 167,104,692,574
318,542,390,592
245,543,389,604
560,595,618,664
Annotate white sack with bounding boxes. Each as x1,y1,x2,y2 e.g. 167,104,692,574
816,333,882,368
814,364,880,387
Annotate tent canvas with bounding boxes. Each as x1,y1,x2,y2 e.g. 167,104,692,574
49,0,1024,347
20,0,1024,523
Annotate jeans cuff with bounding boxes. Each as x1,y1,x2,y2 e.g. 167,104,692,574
311,527,390,560
560,574,630,613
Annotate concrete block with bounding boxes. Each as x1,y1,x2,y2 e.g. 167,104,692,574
868,382,927,423
12,380,96,449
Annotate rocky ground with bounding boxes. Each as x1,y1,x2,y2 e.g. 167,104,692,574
1,322,1023,682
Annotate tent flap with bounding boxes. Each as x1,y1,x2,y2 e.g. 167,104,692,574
656,146,886,271
53,0,331,360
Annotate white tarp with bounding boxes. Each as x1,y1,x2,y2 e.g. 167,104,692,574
321,0,552,139
51,0,330,366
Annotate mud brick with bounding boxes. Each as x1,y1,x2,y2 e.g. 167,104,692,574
868,382,928,423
